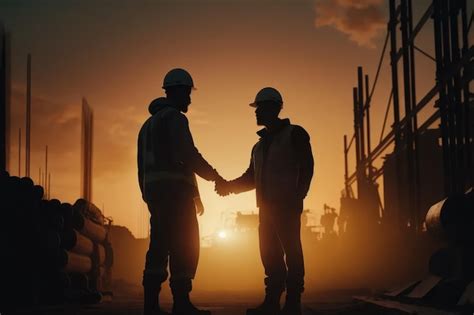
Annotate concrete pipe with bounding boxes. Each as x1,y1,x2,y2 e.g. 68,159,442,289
425,189,474,243
61,229,94,256
63,251,92,274
73,199,104,225
72,230,94,256
72,211,107,243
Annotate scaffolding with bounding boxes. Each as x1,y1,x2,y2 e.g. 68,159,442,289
342,0,473,233
0,24,10,173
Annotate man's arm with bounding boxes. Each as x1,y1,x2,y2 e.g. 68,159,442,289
227,148,256,193
137,129,145,198
166,111,220,181
292,126,314,199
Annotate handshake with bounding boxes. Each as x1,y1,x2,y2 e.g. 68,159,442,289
214,177,234,197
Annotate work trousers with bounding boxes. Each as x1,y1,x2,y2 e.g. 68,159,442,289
259,205,305,295
142,184,200,295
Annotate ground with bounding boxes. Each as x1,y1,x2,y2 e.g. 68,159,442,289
10,291,410,315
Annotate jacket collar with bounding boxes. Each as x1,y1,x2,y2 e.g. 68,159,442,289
257,118,290,138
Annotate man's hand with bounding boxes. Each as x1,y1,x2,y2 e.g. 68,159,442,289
194,196,205,216
215,177,232,196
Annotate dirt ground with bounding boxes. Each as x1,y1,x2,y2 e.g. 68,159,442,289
10,290,407,315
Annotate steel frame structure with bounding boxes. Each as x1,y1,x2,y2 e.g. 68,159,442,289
343,0,473,231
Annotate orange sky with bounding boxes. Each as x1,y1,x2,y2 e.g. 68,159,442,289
1,0,472,238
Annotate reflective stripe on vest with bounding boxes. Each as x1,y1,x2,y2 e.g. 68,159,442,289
142,106,197,188
144,171,197,187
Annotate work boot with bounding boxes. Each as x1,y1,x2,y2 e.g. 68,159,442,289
144,287,170,315
280,294,301,315
246,294,281,315
172,294,211,315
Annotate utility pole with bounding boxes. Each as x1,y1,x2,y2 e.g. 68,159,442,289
25,54,31,178
18,128,21,176
81,98,94,201
45,145,48,195
0,24,10,173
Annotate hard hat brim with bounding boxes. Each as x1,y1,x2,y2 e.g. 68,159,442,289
162,85,197,90
249,101,283,108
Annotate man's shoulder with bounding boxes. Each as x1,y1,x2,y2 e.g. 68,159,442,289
290,124,310,141
153,106,188,124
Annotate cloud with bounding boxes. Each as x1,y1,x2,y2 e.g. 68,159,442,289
314,0,386,48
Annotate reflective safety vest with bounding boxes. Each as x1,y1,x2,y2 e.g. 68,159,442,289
252,124,300,208
139,106,198,201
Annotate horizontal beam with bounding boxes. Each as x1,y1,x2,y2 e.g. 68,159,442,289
395,3,434,61
370,109,441,182
346,85,440,185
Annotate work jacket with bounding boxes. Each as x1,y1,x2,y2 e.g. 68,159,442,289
231,118,314,211
137,100,218,202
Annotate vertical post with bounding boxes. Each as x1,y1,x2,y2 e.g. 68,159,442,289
441,0,458,193
0,24,8,172
433,0,451,196
353,87,363,198
353,88,361,167
45,145,48,196
18,128,21,177
365,75,372,179
357,67,366,166
81,98,93,201
389,0,405,230
448,0,465,192
459,0,472,187
48,173,51,199
389,0,402,149
401,0,416,230
344,135,349,197
408,0,421,231
25,54,31,178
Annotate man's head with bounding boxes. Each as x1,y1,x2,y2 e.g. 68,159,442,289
162,68,194,113
250,87,283,126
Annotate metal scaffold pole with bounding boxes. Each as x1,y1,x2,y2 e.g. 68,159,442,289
389,0,405,230
25,54,31,178
0,24,10,173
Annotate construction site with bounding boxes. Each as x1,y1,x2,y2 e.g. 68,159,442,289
0,0,473,314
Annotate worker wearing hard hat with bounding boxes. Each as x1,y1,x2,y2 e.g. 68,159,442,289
216,87,314,315
138,69,221,315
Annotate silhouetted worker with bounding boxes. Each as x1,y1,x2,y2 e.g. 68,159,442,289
216,87,314,315
138,68,222,315
321,204,338,235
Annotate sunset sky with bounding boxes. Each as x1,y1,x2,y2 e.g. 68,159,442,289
1,0,472,238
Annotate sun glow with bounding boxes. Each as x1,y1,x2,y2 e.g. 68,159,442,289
218,230,227,239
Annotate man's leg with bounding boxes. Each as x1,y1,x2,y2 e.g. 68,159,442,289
143,200,171,315
274,210,305,315
168,195,209,315
247,208,285,315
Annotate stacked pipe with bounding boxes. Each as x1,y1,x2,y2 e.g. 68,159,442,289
0,171,113,313
423,188,474,304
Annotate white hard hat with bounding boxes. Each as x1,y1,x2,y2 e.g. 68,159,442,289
162,68,195,89
250,87,283,107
